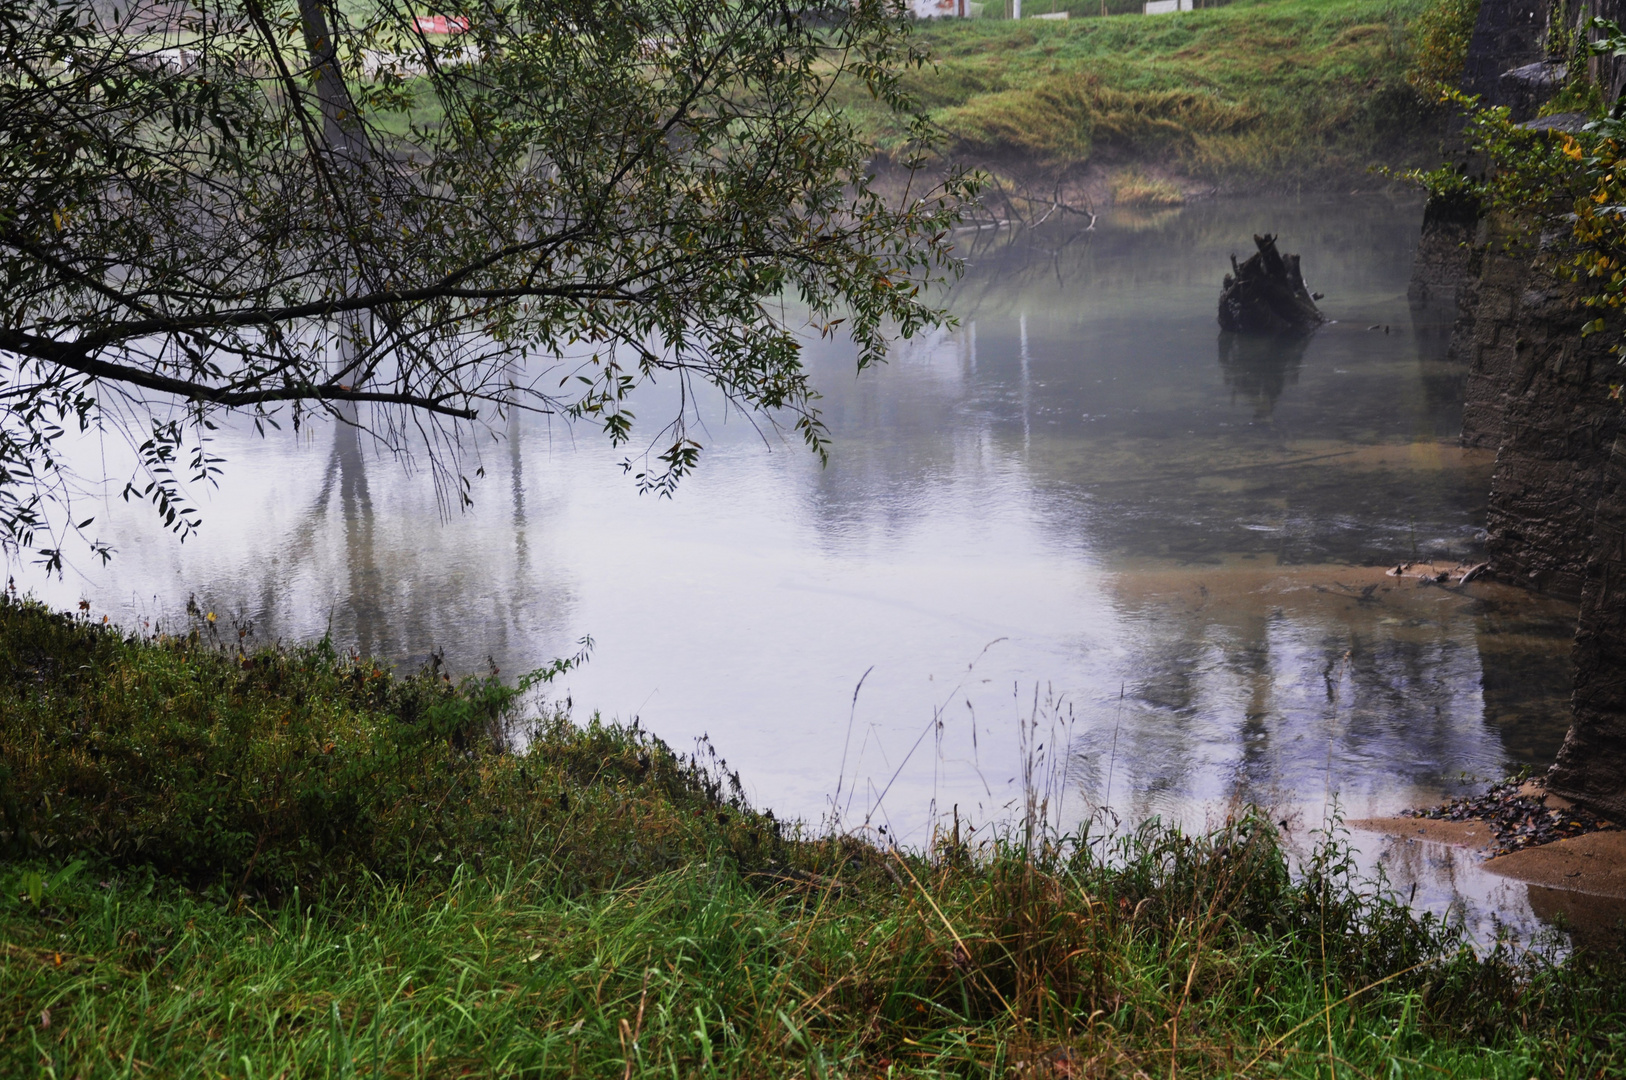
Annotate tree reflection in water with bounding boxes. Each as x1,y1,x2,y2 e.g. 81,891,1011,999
1216,331,1311,422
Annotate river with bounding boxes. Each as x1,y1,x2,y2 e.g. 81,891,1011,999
10,191,1590,934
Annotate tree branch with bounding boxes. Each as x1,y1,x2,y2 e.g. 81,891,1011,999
3,333,477,419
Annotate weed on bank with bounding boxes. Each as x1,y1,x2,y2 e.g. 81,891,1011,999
2,596,1624,1077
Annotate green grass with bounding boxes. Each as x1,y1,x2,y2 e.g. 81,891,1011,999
846,0,1439,184
1111,169,1186,206
3,596,1626,1077
0,594,789,900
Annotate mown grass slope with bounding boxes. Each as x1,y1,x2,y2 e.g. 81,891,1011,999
845,0,1436,184
3,597,1624,1077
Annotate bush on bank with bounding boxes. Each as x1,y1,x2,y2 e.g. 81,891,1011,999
1408,0,1480,90
3,596,1625,1076
0,594,788,898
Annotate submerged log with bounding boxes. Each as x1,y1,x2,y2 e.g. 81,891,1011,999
1217,234,1325,334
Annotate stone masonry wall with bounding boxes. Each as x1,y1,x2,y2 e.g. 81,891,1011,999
1439,224,1626,816
1431,0,1626,818
1484,280,1625,600
1455,236,1521,450
1547,432,1626,818
1461,0,1550,107
1452,228,1625,600
1408,197,1481,304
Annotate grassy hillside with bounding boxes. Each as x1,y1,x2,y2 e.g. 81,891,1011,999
846,0,1436,185
3,597,1626,1076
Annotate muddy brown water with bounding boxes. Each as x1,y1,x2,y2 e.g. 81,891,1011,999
13,192,1601,943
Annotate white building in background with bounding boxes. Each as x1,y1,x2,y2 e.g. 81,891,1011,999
907,0,1194,16
908,0,975,15
902,0,1070,17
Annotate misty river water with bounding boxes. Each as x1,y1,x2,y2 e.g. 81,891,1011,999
11,192,1599,939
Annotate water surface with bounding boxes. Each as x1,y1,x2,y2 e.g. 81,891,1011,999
14,194,1579,872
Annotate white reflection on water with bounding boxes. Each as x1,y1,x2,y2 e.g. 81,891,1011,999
8,195,1579,868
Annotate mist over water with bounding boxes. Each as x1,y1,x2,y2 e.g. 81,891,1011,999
12,194,1577,875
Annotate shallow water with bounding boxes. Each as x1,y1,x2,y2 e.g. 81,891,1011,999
13,195,1581,897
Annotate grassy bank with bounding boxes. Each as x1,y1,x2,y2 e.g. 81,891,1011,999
848,0,1439,186
3,596,1625,1077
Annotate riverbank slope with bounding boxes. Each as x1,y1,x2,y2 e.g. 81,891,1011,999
2,597,1623,1076
843,0,1441,195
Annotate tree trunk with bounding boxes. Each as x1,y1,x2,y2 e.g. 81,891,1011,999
297,0,367,157
1217,234,1325,335
1547,432,1626,820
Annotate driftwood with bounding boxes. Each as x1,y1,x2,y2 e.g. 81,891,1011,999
1218,234,1325,334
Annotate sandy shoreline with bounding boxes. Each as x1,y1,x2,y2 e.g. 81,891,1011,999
1351,778,1626,895
1350,781,1626,958
1350,816,1626,900
1350,811,1626,948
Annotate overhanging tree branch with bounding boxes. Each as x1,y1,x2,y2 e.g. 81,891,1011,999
10,338,478,419
0,0,974,564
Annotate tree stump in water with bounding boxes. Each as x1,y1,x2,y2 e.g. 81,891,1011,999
1217,234,1325,334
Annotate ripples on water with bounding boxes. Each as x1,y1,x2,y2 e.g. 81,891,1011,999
12,192,1592,939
